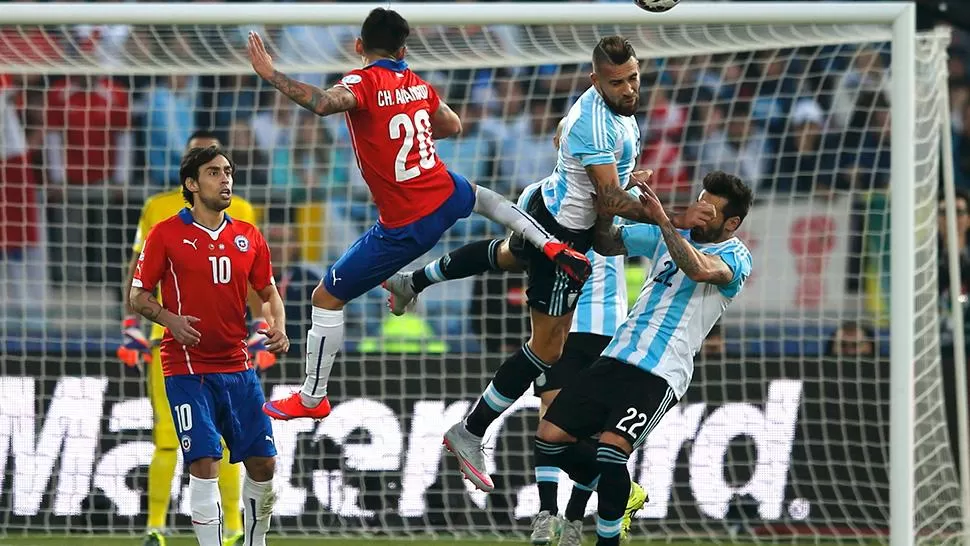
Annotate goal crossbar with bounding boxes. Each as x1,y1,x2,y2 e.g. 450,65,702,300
0,1,914,26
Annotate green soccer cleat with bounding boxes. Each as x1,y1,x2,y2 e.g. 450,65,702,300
141,530,167,546
223,531,245,546
620,482,648,541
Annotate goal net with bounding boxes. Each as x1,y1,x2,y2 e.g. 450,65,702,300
0,2,960,543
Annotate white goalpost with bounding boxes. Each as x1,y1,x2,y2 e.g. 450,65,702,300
0,2,963,544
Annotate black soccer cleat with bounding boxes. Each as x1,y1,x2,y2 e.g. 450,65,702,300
543,241,592,283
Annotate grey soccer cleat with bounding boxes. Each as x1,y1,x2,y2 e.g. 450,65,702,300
558,519,584,546
382,272,418,316
442,422,494,492
529,510,561,545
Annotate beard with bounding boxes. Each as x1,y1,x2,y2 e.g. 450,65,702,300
604,93,639,117
691,221,726,244
198,193,231,212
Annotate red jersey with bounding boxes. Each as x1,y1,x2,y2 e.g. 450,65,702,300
132,208,275,377
337,59,456,228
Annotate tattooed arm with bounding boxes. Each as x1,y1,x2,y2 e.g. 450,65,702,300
656,218,734,285
592,214,628,256
129,287,175,326
248,31,357,117
267,71,358,117
586,163,653,223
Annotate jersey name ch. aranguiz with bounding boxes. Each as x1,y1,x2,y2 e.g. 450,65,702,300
602,224,752,398
337,58,456,228
540,86,640,231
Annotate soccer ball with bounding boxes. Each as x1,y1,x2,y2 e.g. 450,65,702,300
634,0,681,13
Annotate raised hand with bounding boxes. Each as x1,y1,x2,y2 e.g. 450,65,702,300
680,200,717,229
636,182,669,224
247,31,275,80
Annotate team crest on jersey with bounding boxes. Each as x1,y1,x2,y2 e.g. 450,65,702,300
180,435,191,452
341,74,362,85
234,235,250,253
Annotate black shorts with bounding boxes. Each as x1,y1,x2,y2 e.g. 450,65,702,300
508,189,593,317
543,357,679,449
534,332,612,395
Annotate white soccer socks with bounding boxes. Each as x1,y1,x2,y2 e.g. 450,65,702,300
473,185,553,249
189,475,223,546
242,475,277,546
300,306,344,407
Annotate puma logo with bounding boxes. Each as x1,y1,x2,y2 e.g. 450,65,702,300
182,238,198,250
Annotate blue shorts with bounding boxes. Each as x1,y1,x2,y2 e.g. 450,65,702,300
324,170,476,302
165,369,277,465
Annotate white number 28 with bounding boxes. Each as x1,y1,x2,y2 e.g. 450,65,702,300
388,108,437,182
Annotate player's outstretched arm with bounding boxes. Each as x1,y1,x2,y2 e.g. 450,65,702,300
639,187,733,285
247,31,357,117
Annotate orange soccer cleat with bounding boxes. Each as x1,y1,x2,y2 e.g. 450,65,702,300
262,392,331,421
542,241,592,283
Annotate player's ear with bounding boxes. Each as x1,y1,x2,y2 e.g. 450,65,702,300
725,216,741,232
395,46,407,60
354,37,364,57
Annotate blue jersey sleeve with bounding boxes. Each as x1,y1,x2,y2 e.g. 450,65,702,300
711,243,753,298
620,224,662,258
564,101,617,167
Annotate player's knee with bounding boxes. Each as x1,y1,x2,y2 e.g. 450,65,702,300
496,240,523,272
528,339,564,364
312,283,345,310
536,419,575,443
243,456,276,482
598,431,633,455
188,457,220,480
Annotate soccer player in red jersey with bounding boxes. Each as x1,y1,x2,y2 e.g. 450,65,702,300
246,7,592,422
130,146,289,546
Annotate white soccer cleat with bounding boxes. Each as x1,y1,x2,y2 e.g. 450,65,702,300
442,422,494,492
529,510,561,545
382,272,418,316
558,519,583,546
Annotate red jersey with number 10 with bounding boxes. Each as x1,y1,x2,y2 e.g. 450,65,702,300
337,59,455,228
132,208,275,377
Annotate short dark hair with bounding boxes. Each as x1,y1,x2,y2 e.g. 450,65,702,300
180,146,234,206
360,8,409,56
592,36,636,71
186,130,220,148
702,170,754,223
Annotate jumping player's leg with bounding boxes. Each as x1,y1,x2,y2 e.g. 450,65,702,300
385,238,521,315
446,307,573,492
164,375,226,546
265,172,478,420
146,346,178,539
470,183,591,282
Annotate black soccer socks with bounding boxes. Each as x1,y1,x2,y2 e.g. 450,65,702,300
464,344,549,437
411,238,503,293
594,443,630,546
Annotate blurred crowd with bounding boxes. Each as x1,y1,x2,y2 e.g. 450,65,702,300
0,0,967,353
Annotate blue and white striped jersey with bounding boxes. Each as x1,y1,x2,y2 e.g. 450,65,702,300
540,86,640,231
602,224,753,399
570,250,627,337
